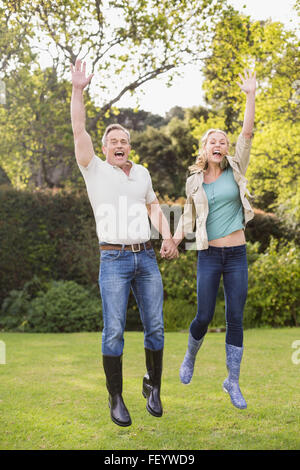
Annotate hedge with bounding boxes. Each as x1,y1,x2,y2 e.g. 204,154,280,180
0,187,291,304
0,188,99,305
0,188,299,332
1,239,299,332
246,239,300,327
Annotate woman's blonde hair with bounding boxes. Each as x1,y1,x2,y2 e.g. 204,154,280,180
189,128,230,174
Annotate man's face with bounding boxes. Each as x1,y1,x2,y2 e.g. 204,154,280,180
102,129,131,167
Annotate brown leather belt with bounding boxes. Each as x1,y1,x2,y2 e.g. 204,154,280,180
100,241,152,252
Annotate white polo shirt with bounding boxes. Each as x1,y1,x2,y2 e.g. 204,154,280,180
78,155,156,244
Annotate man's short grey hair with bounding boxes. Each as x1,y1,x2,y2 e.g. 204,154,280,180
102,124,131,146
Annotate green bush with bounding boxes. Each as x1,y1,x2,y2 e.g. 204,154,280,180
25,280,102,332
158,250,198,303
163,298,228,332
246,239,300,327
0,276,48,331
0,280,102,333
245,210,292,251
0,289,30,331
163,298,195,331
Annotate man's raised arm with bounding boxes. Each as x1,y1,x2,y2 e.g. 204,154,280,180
70,60,94,167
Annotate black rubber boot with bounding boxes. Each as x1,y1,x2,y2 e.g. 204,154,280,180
142,348,163,417
102,355,132,427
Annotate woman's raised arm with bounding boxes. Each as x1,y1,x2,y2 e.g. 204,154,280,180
237,69,256,139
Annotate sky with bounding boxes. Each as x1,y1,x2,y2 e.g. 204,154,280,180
117,0,299,116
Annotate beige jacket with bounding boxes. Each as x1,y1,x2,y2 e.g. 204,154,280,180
178,133,254,250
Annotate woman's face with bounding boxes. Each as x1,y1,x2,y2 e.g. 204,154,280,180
205,132,229,164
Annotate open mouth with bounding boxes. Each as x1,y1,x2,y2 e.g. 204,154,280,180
213,151,222,157
114,151,125,158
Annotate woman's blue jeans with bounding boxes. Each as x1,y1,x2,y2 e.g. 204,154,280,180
98,246,164,356
190,245,248,347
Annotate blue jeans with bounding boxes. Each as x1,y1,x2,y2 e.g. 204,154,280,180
98,245,164,356
190,245,248,347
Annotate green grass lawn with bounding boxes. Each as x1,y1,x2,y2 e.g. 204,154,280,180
0,328,300,450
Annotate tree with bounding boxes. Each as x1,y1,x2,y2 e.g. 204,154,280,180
0,66,87,188
0,2,34,74
131,112,198,197
102,107,165,131
131,126,180,197
1,0,232,188
191,8,300,226
7,0,230,116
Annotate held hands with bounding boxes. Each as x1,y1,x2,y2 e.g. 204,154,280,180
160,238,179,260
237,69,256,95
71,59,94,90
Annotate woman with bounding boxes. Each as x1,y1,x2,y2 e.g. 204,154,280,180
173,70,256,409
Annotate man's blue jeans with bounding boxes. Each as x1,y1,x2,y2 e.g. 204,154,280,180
190,245,248,347
99,245,164,356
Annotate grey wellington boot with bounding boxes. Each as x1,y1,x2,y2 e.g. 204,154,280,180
223,343,247,409
179,332,204,385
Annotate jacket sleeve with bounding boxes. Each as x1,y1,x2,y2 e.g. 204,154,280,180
176,182,196,238
233,133,253,175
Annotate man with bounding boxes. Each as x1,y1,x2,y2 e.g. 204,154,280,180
70,59,178,427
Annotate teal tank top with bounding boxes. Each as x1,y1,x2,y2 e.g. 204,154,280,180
203,167,244,241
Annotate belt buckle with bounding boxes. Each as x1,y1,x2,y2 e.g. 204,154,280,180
131,243,141,252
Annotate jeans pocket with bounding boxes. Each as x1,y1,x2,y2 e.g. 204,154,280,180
198,248,209,258
231,245,247,259
145,248,156,259
100,250,121,261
